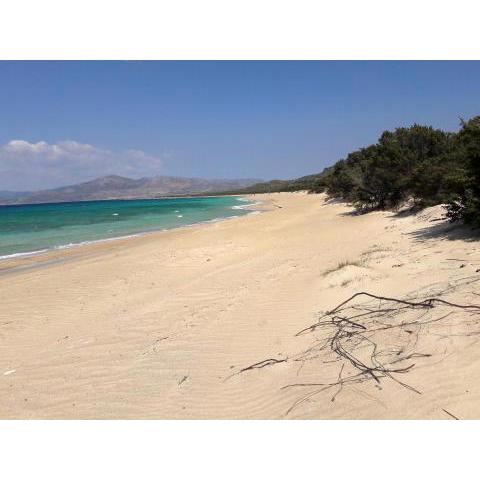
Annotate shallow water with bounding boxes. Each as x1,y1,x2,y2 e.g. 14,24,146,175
0,196,253,258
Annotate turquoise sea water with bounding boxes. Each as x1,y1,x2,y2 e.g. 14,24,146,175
0,196,254,259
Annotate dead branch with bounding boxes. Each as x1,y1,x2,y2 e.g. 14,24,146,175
239,358,287,373
224,357,287,382
231,276,480,417
442,408,460,420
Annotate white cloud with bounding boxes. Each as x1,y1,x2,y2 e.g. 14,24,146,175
0,139,166,190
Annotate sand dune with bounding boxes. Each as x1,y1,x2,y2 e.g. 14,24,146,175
1,192,479,419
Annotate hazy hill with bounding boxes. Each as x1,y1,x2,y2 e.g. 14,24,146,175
0,190,32,202
3,175,261,204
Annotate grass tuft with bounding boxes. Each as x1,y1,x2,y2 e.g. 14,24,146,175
323,259,364,276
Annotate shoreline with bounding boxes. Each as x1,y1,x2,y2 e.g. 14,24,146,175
0,192,249,207
0,195,267,275
1,192,480,419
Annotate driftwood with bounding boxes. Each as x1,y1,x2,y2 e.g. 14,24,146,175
442,408,460,420
238,358,287,373
296,292,480,336
234,276,480,416
224,357,287,382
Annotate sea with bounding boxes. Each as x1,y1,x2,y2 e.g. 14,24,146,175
0,196,256,259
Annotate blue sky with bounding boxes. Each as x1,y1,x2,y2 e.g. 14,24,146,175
0,61,479,190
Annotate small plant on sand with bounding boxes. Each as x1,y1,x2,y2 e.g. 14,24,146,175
323,259,364,276
360,244,391,264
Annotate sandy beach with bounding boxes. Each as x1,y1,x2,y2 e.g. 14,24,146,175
1,192,479,419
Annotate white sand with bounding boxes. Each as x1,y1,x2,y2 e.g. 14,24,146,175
1,193,479,419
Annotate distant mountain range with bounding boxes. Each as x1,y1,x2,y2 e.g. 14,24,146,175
0,190,32,201
0,175,261,205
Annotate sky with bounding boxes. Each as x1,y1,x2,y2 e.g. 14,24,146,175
0,61,479,191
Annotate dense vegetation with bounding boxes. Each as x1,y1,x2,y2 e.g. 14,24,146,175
233,116,480,227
